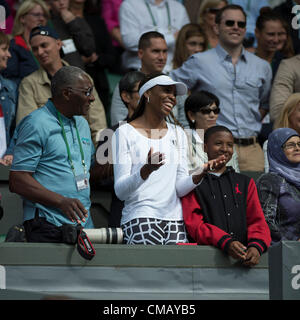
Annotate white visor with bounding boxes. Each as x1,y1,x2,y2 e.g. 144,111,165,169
138,75,187,98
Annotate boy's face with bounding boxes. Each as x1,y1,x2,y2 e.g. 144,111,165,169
204,131,234,165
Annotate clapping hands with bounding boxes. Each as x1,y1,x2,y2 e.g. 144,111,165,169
140,147,165,180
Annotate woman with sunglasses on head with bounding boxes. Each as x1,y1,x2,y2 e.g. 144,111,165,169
256,128,300,245
198,0,228,49
184,90,239,174
112,73,225,245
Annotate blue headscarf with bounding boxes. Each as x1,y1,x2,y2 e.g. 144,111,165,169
268,128,300,188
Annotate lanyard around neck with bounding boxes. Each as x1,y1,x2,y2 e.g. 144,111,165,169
144,0,171,31
57,111,87,175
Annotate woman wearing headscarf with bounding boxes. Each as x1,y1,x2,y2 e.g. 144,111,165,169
263,93,300,172
256,128,300,244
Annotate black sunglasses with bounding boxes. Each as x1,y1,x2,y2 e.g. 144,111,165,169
199,107,220,115
224,20,246,29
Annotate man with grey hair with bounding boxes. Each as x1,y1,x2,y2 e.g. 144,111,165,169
9,66,96,242
16,25,106,147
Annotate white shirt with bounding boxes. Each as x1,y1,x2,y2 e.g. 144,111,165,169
119,0,190,73
112,122,196,225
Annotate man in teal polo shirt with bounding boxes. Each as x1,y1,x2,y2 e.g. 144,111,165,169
9,66,95,242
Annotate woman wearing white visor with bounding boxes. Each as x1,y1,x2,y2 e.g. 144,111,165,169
112,73,225,244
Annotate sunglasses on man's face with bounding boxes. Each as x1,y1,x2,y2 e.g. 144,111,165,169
224,20,246,29
199,107,220,115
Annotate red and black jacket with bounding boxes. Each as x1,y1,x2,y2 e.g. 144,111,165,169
181,168,271,254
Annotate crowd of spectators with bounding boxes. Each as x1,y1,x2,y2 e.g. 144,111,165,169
0,0,300,266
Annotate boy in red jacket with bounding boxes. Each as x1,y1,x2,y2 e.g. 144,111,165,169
181,126,271,267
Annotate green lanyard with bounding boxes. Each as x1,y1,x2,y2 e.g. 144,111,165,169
144,0,171,32
57,111,87,176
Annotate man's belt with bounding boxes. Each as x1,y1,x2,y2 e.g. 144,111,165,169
234,137,256,146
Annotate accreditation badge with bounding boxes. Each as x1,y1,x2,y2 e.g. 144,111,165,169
75,173,89,191
62,39,77,54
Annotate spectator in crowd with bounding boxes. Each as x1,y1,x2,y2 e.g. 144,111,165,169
255,9,292,79
16,25,106,147
198,0,228,49
182,125,271,266
254,9,293,148
257,128,300,244
172,24,209,128
184,90,239,173
93,71,144,228
47,0,96,71
274,93,300,135
112,73,225,244
170,4,272,172
273,0,300,54
0,31,17,166
228,0,269,50
9,66,96,242
270,54,300,123
69,0,116,111
263,93,300,172
119,0,190,73
110,31,168,126
3,0,50,85
101,0,124,74
117,71,144,122
173,23,208,69
278,19,295,61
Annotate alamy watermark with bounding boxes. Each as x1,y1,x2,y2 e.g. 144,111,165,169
0,265,5,289
292,5,300,30
96,125,205,166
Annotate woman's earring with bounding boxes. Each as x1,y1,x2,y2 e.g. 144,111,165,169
147,96,150,103
191,119,195,123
